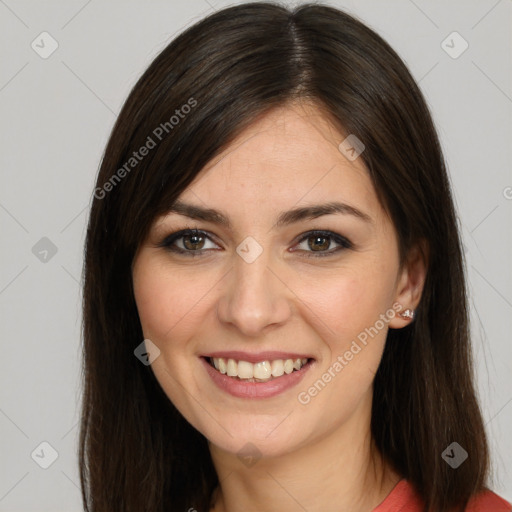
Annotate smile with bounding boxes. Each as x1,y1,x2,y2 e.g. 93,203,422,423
201,352,315,399
208,356,309,382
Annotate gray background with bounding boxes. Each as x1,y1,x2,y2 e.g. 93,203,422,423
1,0,511,510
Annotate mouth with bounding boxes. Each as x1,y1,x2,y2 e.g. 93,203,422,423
203,355,314,383
200,352,315,399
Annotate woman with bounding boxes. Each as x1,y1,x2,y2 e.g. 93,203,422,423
79,3,511,511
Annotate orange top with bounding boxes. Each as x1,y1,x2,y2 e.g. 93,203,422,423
373,479,511,511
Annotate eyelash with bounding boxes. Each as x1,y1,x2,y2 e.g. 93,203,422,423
157,227,352,258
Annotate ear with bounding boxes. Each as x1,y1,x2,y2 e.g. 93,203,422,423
388,240,428,329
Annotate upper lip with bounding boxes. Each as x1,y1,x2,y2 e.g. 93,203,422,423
202,351,314,364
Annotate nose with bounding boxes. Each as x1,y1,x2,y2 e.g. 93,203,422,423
216,247,292,337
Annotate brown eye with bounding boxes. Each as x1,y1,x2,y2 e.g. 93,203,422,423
158,229,219,256
308,235,331,252
293,230,352,257
182,233,206,250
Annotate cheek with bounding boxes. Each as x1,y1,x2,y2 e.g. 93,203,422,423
293,268,394,426
132,256,212,342
132,257,210,415
291,255,398,410
295,264,396,344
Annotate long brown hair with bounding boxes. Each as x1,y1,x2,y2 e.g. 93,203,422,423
80,3,489,511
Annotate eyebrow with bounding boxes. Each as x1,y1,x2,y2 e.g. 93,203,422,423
166,200,373,229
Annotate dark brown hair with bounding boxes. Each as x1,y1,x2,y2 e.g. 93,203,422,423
80,3,489,511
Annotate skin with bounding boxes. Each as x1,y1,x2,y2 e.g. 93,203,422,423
132,102,427,512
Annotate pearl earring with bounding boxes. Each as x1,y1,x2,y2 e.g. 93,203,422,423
399,308,415,320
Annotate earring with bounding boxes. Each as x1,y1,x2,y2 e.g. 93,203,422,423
399,308,415,320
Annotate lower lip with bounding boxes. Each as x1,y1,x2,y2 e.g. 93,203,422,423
201,357,313,399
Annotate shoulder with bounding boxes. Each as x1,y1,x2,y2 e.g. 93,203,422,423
465,489,511,512
373,479,511,512
373,479,423,511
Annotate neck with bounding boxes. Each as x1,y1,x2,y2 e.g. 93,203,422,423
208,396,401,512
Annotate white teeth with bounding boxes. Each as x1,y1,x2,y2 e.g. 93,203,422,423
270,360,284,377
237,360,254,379
226,358,237,377
210,357,309,380
253,361,272,379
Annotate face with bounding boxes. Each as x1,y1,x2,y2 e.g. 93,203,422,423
132,102,421,460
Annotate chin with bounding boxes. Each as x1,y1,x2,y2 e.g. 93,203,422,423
199,413,313,461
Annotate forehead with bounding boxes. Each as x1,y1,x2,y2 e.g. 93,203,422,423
174,103,381,224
